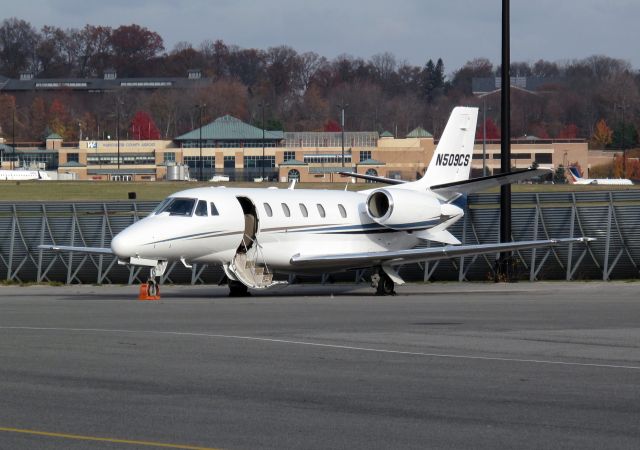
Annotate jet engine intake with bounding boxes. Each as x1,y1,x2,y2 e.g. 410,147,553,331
365,189,447,230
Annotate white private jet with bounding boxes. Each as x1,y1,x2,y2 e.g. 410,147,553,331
40,107,592,296
568,166,633,185
0,169,51,181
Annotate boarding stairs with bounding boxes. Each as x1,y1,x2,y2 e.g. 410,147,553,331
229,238,280,289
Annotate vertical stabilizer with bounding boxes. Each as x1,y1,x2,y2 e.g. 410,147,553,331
417,107,478,188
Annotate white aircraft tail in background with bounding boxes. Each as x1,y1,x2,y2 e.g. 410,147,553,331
39,107,594,297
0,170,51,181
567,166,632,185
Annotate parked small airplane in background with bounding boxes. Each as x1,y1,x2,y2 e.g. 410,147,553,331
0,169,51,181
40,107,593,296
568,166,633,185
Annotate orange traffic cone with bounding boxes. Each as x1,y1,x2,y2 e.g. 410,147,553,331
138,282,161,301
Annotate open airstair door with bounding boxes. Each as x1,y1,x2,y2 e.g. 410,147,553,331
228,197,276,289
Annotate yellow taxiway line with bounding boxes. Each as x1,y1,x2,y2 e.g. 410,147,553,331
0,426,222,449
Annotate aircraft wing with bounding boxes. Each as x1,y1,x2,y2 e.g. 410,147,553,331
290,237,593,269
338,171,407,185
429,168,551,198
38,244,113,255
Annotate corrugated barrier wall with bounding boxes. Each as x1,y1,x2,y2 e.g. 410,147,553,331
1,191,639,285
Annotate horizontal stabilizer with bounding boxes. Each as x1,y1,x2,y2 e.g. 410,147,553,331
430,168,551,198
291,237,594,269
38,244,113,255
413,229,461,245
338,171,407,185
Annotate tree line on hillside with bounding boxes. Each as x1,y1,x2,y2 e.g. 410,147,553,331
0,17,639,152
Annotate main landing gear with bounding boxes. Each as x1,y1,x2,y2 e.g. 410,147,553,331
371,268,396,296
228,279,250,297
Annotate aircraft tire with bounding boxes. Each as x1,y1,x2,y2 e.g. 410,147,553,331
228,280,250,297
376,273,395,296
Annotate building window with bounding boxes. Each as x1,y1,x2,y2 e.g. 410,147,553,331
164,152,175,162
317,204,326,218
264,203,273,217
283,151,296,161
287,169,300,182
224,156,235,168
299,203,308,217
365,168,378,183
67,153,79,163
184,156,214,168
513,153,532,160
244,156,275,168
535,153,553,164
281,203,291,217
338,204,347,218
303,154,352,164
359,150,372,161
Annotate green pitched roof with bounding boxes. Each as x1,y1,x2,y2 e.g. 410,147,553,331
406,127,433,138
46,133,63,140
174,115,284,141
380,130,394,137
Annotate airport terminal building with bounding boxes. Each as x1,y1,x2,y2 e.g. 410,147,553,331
1,114,591,182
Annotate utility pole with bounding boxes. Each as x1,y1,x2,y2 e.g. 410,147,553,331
259,103,268,180
116,100,121,171
497,0,512,281
338,102,348,167
11,106,16,170
615,102,629,177
196,104,206,182
482,97,488,177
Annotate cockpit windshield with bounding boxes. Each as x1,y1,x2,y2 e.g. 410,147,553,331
156,197,197,216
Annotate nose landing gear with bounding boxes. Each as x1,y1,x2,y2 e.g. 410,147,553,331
138,261,167,301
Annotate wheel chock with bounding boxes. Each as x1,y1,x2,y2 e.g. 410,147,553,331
138,283,161,301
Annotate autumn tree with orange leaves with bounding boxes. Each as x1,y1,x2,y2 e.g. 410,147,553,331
591,119,613,148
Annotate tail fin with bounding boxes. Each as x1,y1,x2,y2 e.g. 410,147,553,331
568,166,582,181
416,106,478,188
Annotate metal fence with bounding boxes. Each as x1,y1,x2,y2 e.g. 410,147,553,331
1,191,639,285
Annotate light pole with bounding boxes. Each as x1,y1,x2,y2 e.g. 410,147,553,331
482,97,488,176
11,106,15,169
615,103,629,177
196,103,206,181
116,100,121,171
259,102,269,180
338,102,349,167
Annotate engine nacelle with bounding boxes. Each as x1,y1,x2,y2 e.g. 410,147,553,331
366,189,447,230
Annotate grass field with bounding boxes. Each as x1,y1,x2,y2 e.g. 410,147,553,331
0,180,639,201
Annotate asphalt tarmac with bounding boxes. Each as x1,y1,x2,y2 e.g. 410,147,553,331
0,282,639,449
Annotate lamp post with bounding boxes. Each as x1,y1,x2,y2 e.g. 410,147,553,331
116,100,121,171
259,102,269,180
482,97,487,176
11,105,16,169
498,0,512,280
615,102,629,177
338,102,349,167
196,103,206,181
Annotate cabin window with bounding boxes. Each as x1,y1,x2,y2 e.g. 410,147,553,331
282,203,291,217
210,202,219,216
195,200,208,216
158,197,196,217
264,203,273,217
338,204,347,218
299,203,308,217
317,203,326,218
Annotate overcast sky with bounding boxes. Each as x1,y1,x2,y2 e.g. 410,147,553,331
4,0,640,74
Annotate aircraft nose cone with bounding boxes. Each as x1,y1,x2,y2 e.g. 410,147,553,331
110,232,130,258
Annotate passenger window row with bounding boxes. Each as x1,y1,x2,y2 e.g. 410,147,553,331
263,202,347,219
